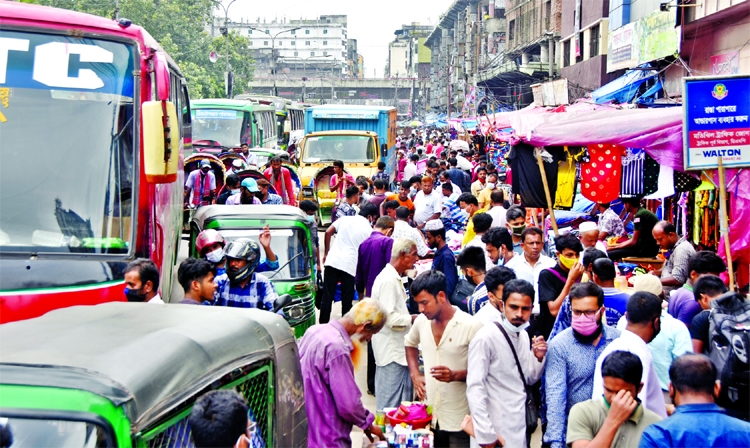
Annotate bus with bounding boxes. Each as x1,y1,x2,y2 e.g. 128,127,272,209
0,2,188,322
191,99,277,153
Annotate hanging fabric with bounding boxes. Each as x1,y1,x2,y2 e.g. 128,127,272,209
674,170,701,192
554,148,578,210
581,144,625,203
508,143,564,208
621,148,645,197
645,165,675,199
643,153,660,196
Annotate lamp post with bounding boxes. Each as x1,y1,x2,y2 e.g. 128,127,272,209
214,0,238,98
249,26,300,96
283,54,332,101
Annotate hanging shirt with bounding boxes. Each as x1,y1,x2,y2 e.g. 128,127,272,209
507,144,562,208
581,144,625,203
554,155,577,210
620,148,645,197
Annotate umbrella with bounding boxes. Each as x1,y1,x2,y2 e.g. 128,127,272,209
409,120,423,127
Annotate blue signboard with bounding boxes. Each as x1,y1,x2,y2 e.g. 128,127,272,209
683,75,750,170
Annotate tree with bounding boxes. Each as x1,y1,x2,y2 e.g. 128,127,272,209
21,0,254,99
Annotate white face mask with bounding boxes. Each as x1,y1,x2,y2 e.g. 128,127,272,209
230,189,240,195
205,247,224,264
486,182,496,189
501,315,530,333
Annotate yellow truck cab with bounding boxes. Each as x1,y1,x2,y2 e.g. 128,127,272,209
297,105,397,224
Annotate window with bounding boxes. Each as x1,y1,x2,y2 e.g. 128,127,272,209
263,41,268,46
294,51,298,56
589,24,600,57
249,41,253,46
323,51,328,56
311,51,315,56
323,29,328,34
576,32,584,63
278,41,282,46
291,41,296,46
563,39,570,67
248,29,252,34
265,29,269,34
323,40,327,45
305,29,310,34
305,41,311,46
509,20,515,41
291,29,296,34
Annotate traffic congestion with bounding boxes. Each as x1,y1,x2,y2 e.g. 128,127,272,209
1,1,750,448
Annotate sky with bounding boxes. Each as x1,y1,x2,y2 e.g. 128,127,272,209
227,0,455,78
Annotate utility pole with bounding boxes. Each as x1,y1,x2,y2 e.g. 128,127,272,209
330,58,336,102
214,0,238,98
248,25,300,96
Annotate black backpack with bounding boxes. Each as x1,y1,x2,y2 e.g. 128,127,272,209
707,291,750,420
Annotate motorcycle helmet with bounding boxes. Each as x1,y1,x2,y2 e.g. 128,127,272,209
224,238,260,283
196,229,225,256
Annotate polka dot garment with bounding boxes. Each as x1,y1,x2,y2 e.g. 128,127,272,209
581,144,626,203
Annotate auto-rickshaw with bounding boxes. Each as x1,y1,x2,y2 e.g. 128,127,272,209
0,303,308,447
218,151,246,172
189,205,317,338
298,165,354,226
183,153,226,230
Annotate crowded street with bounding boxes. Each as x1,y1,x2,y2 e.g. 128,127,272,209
1,0,750,447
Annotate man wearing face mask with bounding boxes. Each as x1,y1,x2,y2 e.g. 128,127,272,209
196,227,279,277
505,205,527,255
216,174,240,205
537,233,585,339
476,172,499,210
457,193,486,247
184,159,216,207
481,227,515,268
592,292,668,418
471,265,516,323
123,258,163,303
543,283,621,448
255,178,283,205
225,178,262,205
466,279,547,448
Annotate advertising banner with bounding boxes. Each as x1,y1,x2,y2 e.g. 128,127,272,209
683,75,750,170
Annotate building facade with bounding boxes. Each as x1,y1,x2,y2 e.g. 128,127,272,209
210,15,362,82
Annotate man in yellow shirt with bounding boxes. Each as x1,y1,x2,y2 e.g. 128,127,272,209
477,172,501,209
458,193,486,247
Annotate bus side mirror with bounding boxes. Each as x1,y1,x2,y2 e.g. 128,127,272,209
154,53,170,101
142,101,179,183
381,143,388,157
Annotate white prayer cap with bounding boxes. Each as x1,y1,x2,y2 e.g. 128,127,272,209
579,222,598,233
424,219,444,232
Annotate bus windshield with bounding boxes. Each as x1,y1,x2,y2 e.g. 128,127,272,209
302,135,376,163
0,31,136,255
191,109,247,148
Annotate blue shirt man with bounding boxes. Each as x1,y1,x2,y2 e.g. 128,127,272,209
214,272,278,310
548,286,628,341
639,353,750,448
424,219,457,299
543,283,622,448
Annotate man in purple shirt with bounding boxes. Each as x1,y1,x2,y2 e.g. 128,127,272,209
299,299,387,448
355,215,395,396
668,251,726,328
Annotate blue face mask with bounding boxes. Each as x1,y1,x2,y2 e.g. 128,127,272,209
305,214,315,223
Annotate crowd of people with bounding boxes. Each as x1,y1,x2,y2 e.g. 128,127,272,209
132,128,749,447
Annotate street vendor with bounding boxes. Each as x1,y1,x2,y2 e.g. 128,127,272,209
607,197,659,261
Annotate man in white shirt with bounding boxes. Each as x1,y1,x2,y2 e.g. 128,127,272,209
485,190,508,229
466,279,548,447
592,291,668,418
320,203,380,324
124,258,164,304
413,176,443,230
405,270,483,447
370,239,419,411
392,206,431,257
403,154,418,181
504,227,556,316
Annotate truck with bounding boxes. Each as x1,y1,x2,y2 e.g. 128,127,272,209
297,105,398,225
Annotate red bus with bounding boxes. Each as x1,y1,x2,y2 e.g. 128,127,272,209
0,2,189,322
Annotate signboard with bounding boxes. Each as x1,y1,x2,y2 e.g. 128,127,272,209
607,9,678,73
711,53,740,75
684,75,750,170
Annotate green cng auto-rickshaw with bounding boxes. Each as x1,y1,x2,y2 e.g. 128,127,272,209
190,205,317,338
0,303,308,447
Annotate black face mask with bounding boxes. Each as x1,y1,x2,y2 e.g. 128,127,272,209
124,286,148,302
255,191,264,199
572,316,604,344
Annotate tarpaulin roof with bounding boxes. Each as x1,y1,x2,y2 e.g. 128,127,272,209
509,106,685,171
591,65,660,104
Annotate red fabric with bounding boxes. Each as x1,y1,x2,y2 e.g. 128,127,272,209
190,171,214,206
581,144,625,203
264,167,297,206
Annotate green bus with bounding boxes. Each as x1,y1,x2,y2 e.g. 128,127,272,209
190,99,277,154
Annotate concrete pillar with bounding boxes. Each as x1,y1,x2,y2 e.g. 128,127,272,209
489,0,495,18
521,52,530,65
548,38,555,77
541,45,549,63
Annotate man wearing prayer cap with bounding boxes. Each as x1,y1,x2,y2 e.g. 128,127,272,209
579,222,608,255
